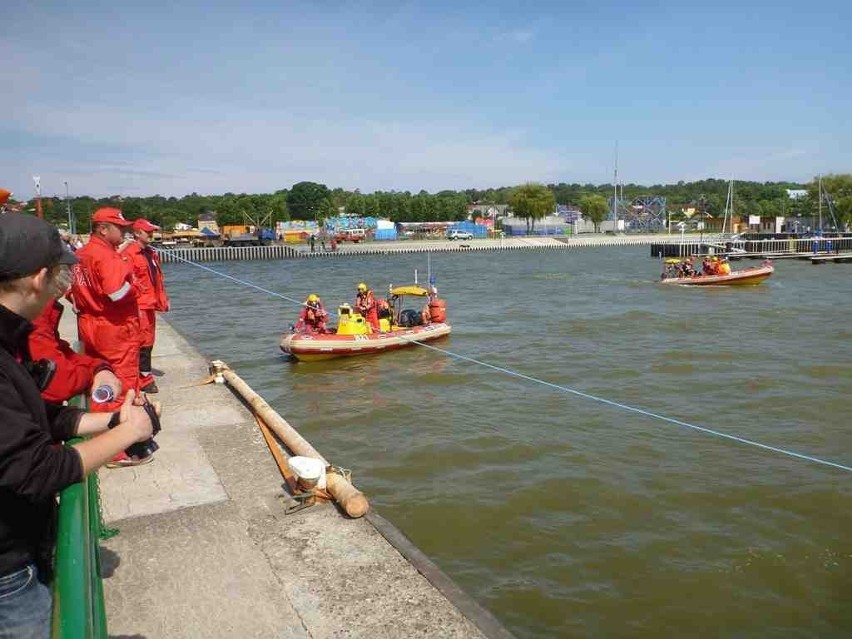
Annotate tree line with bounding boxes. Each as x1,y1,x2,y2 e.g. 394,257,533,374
20,175,852,232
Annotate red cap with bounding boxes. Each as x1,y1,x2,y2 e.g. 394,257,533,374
132,218,160,232
91,207,132,226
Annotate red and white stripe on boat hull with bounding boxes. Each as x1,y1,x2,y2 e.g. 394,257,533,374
279,322,452,361
660,264,774,286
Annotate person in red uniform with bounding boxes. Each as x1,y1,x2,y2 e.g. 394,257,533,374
294,294,329,334
29,298,121,404
121,218,169,393
354,282,380,332
68,208,141,435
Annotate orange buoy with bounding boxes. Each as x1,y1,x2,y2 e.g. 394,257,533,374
428,298,447,323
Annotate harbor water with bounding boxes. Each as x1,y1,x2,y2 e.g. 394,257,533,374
162,247,851,638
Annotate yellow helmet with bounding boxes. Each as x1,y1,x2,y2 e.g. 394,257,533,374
307,293,319,303
357,282,367,292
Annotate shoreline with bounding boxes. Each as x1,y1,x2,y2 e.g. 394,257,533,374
158,233,700,263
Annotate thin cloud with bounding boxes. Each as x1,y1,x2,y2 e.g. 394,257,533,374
509,29,533,43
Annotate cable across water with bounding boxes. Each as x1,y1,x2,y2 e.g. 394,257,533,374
161,249,852,475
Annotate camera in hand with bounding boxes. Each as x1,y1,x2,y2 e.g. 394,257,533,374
125,400,162,460
26,358,57,392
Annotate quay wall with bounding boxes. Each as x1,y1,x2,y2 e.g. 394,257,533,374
159,234,701,263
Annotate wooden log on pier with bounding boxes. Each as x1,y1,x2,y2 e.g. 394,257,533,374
212,361,370,518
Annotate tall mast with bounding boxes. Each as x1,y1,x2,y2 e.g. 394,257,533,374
818,175,823,232
612,141,618,231
723,177,734,235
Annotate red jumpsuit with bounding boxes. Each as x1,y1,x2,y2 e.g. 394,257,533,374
355,290,380,332
122,241,169,383
68,235,140,411
28,300,111,404
295,303,328,334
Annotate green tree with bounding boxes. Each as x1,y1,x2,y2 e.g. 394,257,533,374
287,181,331,221
815,174,852,230
579,194,608,232
508,183,555,233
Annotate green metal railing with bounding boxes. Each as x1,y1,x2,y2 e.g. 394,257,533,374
51,395,116,638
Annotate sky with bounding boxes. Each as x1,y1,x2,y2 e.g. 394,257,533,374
2,0,849,199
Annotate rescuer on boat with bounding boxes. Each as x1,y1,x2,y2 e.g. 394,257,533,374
717,257,732,275
355,282,380,333
295,294,329,334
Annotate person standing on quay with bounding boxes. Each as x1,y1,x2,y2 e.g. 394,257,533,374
122,218,170,393
68,208,145,450
0,214,154,638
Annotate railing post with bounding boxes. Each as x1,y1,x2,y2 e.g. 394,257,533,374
52,475,94,638
51,395,110,637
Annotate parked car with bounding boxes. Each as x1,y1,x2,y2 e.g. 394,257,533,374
447,229,474,240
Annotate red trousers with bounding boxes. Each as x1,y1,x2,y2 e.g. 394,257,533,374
78,314,141,411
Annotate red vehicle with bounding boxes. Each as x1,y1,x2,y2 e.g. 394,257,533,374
334,228,366,243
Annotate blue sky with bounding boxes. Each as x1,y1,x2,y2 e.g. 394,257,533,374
3,0,849,198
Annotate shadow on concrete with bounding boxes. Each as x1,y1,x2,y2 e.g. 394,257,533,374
100,545,121,579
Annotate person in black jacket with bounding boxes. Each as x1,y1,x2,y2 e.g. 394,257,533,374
0,214,154,639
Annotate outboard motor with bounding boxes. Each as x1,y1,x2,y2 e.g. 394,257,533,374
398,309,423,327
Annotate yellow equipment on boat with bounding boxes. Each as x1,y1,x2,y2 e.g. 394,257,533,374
336,304,370,335
335,303,392,335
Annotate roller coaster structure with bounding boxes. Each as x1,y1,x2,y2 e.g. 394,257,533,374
608,194,667,231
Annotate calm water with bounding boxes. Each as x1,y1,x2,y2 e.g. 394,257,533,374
163,247,851,638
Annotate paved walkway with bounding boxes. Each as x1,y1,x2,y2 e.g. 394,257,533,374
60,310,508,638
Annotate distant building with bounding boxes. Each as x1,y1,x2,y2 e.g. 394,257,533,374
197,211,219,234
786,189,808,200
502,215,569,236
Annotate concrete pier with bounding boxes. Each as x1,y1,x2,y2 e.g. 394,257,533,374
60,312,510,638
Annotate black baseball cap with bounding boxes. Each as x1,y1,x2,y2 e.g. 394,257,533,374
0,214,78,281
